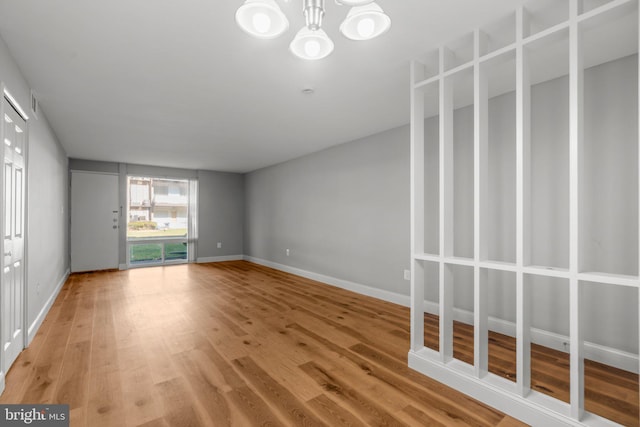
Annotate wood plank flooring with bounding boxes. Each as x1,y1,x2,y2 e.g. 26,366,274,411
0,261,635,426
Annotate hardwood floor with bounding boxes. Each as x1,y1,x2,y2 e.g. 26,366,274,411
0,261,635,426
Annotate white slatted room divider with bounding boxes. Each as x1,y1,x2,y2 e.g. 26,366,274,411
409,0,639,425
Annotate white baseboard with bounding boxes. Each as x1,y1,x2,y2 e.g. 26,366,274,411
27,268,69,345
197,255,244,263
244,256,411,307
0,372,4,397
244,255,410,307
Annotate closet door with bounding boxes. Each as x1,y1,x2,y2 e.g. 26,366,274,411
1,96,26,374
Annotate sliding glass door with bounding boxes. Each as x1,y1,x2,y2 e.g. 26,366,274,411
126,176,195,266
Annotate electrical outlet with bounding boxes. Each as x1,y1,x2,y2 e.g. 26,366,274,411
217,242,222,249
286,249,290,256
403,269,411,281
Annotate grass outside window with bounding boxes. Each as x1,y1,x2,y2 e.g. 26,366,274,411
130,242,187,264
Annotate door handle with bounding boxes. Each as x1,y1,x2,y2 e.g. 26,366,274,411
4,251,11,256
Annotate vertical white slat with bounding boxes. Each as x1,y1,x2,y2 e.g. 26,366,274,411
569,280,584,420
637,6,640,422
474,267,488,376
411,258,426,352
440,47,455,260
473,29,489,378
440,46,454,362
410,60,426,352
440,263,454,362
569,0,585,420
516,5,532,397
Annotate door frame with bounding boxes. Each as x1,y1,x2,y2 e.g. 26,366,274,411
0,84,30,395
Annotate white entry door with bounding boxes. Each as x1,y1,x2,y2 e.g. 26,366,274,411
71,172,119,272
2,96,26,374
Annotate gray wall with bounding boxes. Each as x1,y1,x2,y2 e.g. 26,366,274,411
0,36,70,337
197,170,244,259
245,125,411,296
68,158,118,174
68,159,244,264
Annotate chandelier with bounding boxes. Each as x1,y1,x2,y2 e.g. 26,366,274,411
235,0,391,60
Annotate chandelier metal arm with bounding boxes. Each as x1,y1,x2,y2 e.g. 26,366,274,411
303,0,325,31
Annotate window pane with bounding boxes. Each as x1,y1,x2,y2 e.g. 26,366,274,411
127,176,188,239
129,243,162,265
165,242,187,261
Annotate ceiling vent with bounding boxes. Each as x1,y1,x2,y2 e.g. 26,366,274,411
30,90,38,119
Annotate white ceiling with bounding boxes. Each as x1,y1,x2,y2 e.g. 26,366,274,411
0,0,527,173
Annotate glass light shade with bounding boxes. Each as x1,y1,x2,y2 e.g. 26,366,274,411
289,27,334,60
340,3,391,41
336,0,375,6
235,0,289,39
